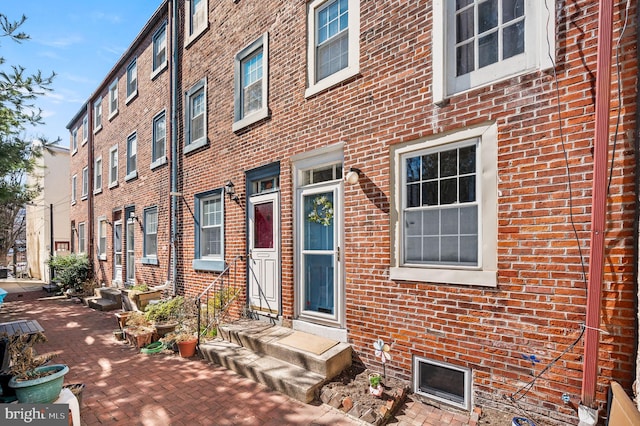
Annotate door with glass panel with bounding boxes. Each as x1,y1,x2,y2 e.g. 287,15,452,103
248,192,280,314
126,219,135,284
113,221,123,284
298,181,342,325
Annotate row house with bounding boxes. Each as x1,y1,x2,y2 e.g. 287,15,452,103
68,1,638,424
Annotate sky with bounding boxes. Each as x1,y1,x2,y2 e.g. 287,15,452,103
2,2,164,148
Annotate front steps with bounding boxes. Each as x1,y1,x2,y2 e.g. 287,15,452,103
199,319,352,403
84,287,122,311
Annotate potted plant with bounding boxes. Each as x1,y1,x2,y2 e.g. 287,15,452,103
160,297,198,357
122,311,155,349
3,332,69,404
368,372,383,397
144,296,183,337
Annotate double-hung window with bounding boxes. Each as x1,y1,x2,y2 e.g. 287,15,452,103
126,133,137,180
233,34,269,131
109,79,118,118
78,223,86,254
94,157,102,194
97,218,107,260
306,0,360,97
151,111,166,168
93,97,102,132
432,0,555,102
152,23,167,76
184,79,207,153
193,190,224,271
71,175,77,204
81,166,89,199
71,128,78,154
390,124,498,287
143,207,158,263
109,145,118,187
185,0,208,45
126,59,138,102
82,115,88,144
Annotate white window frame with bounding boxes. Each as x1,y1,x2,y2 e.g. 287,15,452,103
233,33,269,132
78,222,86,254
126,58,138,103
71,174,77,204
82,115,88,144
93,156,103,194
97,217,107,260
185,0,208,46
305,0,360,98
71,128,78,154
184,79,207,154
432,0,555,104
93,97,102,133
390,124,498,287
142,206,159,263
152,22,168,78
151,110,167,169
109,145,119,188
81,166,89,199
193,189,224,271
126,132,137,181
108,79,118,119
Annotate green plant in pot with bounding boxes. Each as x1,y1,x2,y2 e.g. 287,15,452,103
159,297,198,357
2,332,69,404
144,296,184,337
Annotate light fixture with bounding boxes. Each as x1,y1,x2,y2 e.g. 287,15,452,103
345,167,361,185
129,211,140,223
224,180,240,203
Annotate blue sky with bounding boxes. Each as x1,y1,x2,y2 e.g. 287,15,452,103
1,2,163,148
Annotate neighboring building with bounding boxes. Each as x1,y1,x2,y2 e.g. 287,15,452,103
67,1,638,424
26,143,71,280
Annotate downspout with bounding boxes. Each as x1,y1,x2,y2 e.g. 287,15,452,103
633,0,640,411
87,103,95,273
581,0,614,409
170,0,179,296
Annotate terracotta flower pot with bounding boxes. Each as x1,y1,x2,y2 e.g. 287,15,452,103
176,338,197,358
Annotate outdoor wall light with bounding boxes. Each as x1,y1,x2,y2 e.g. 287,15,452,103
224,180,240,203
345,167,361,185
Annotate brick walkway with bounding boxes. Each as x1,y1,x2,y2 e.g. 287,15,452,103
0,286,476,426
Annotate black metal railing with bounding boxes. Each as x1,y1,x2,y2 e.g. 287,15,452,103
196,255,243,347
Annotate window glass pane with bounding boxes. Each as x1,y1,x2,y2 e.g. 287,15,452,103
303,253,334,314
422,210,439,235
459,176,476,203
422,153,438,180
478,0,498,33
304,192,334,250
503,21,525,59
154,114,166,160
440,178,457,205
460,236,478,263
441,236,459,262
456,7,474,43
242,49,263,116
460,206,478,234
441,208,459,235
459,145,476,174
422,181,438,206
406,157,421,182
478,32,498,68
406,183,420,208
440,150,457,177
202,227,221,256
405,211,422,236
456,42,474,76
254,202,274,249
503,0,524,22
191,90,205,141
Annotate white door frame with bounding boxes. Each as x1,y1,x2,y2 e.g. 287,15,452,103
113,220,123,285
126,218,135,284
248,191,280,315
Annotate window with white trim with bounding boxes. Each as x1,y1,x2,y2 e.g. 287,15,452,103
93,97,102,132
81,166,89,199
94,156,102,194
193,189,224,271
233,33,269,131
78,222,86,254
185,0,208,45
82,115,88,144
152,23,167,75
71,174,77,204
126,59,138,101
71,128,78,153
152,111,166,167
143,207,158,260
432,0,555,102
390,124,498,287
184,79,207,153
109,145,118,187
305,0,360,97
109,79,118,118
126,133,137,179
97,218,107,260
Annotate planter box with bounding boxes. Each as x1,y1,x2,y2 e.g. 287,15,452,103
121,289,162,312
124,327,155,349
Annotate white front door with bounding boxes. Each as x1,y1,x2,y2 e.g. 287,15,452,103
248,192,280,314
113,221,123,284
126,219,135,284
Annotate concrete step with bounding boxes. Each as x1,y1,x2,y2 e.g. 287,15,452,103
87,297,120,311
218,320,352,380
94,287,122,305
199,339,326,403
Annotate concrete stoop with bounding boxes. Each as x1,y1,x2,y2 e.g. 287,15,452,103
84,287,122,311
199,319,352,403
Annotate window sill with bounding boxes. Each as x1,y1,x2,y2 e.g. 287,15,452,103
389,266,497,287
82,139,87,146
305,66,359,98
93,125,102,135
193,259,225,272
150,156,167,170
81,195,88,201
141,257,159,265
108,181,118,189
108,110,119,121
151,62,167,80
184,24,208,49
184,138,208,155
72,149,77,156
71,200,77,206
93,188,102,195
98,255,107,261
125,171,138,182
125,91,138,105
232,108,269,132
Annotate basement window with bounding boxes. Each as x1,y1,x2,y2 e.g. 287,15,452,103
413,356,471,410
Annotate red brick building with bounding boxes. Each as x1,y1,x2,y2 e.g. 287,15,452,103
68,1,638,424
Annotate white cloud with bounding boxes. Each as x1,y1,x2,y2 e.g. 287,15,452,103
91,12,122,24
38,35,84,49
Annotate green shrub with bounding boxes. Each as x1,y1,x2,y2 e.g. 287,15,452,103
144,296,184,324
47,254,91,292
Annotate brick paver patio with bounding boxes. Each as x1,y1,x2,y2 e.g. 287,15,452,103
0,285,475,426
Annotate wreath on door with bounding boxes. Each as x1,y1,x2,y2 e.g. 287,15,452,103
307,195,333,226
